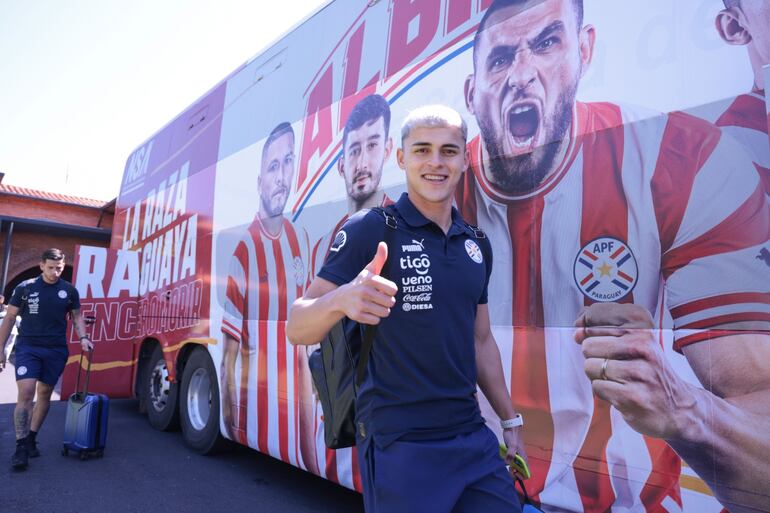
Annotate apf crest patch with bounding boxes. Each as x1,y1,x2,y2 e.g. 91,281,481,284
465,239,483,264
573,237,638,302
58,290,68,299
293,257,305,288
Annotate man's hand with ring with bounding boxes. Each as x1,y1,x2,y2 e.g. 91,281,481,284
600,357,610,381
574,303,699,440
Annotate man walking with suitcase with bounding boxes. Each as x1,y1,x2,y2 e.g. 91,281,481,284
0,248,93,470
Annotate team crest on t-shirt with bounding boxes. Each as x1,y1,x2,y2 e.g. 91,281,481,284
58,290,68,299
17,366,27,376
465,240,483,264
293,256,305,287
330,230,347,252
573,237,638,302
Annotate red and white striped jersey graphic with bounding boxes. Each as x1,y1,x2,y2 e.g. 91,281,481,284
456,102,770,512
221,216,310,468
311,398,363,491
690,90,769,197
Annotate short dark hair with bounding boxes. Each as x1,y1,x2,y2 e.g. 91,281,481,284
41,248,64,262
342,94,391,150
473,0,584,66
262,122,294,164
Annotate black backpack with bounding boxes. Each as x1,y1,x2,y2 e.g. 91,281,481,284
308,206,397,449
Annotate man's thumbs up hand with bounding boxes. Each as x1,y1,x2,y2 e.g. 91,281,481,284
342,242,398,325
364,242,388,276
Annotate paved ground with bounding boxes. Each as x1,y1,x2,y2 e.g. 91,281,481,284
0,363,364,513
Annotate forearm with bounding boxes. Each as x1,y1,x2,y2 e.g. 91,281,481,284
287,286,348,346
296,348,319,474
667,388,770,511
476,336,516,420
0,319,12,350
74,317,88,340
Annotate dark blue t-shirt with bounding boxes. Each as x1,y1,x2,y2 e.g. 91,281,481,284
318,193,493,448
10,276,80,347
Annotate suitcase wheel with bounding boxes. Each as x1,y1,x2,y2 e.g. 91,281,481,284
80,452,89,461
61,447,69,457
97,449,104,458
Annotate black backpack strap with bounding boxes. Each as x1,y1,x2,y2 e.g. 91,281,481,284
20,283,31,309
464,222,486,239
66,282,76,310
355,207,397,388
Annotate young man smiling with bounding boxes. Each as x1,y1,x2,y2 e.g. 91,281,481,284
288,105,526,513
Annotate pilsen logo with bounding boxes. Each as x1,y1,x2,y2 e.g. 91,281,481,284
293,0,490,210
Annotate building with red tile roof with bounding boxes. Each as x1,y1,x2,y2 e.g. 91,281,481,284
0,172,114,300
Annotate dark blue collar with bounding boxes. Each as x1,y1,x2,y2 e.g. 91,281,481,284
393,193,466,236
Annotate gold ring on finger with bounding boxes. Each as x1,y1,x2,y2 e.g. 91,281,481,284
600,358,610,381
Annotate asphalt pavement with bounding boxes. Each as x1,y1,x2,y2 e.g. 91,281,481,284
0,393,364,513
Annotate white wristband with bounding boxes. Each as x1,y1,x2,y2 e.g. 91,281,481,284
500,414,523,429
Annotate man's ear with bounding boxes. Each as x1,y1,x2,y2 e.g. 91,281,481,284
396,148,406,170
337,158,345,177
464,74,476,115
716,8,752,46
384,137,393,160
578,24,596,78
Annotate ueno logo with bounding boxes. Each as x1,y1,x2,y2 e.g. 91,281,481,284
400,254,430,275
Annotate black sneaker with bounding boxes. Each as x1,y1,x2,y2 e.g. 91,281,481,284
11,444,28,470
26,438,40,458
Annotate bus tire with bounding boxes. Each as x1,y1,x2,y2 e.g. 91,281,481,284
146,345,180,431
180,347,225,454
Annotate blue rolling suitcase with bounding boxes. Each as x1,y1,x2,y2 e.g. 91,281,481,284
62,350,109,460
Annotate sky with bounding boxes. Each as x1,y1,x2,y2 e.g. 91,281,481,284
0,0,327,202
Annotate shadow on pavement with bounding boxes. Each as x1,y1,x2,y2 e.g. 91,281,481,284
0,398,364,513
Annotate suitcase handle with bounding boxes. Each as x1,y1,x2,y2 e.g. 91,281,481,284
74,348,94,398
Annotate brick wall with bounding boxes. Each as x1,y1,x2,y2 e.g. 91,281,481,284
0,195,104,226
0,193,114,299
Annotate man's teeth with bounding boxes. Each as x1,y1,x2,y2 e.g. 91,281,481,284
511,135,534,148
512,105,534,115
424,174,446,182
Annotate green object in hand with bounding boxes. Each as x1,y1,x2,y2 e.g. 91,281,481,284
499,444,532,480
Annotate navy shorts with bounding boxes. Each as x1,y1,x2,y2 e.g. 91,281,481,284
357,425,522,513
14,344,69,386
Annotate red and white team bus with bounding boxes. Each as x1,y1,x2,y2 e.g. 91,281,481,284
63,1,770,511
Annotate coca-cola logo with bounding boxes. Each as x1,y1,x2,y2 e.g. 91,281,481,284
402,292,432,302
